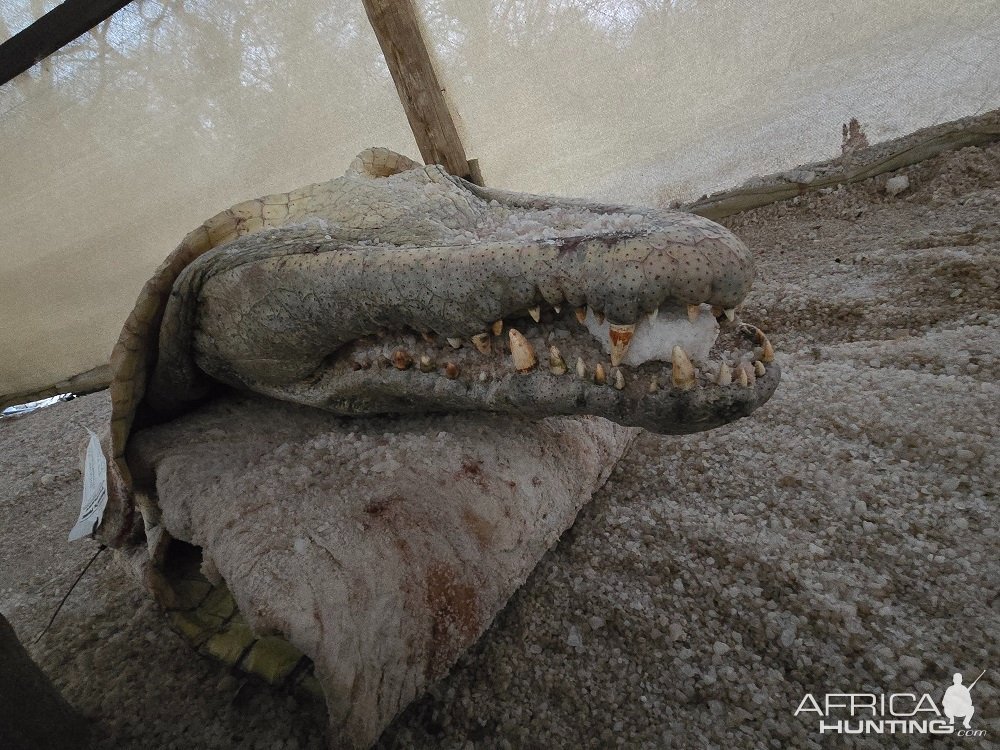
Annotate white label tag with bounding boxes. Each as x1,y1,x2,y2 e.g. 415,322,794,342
69,429,108,541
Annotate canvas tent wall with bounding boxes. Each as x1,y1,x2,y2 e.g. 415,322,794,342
2,0,999,406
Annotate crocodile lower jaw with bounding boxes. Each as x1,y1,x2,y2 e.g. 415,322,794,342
243,303,779,435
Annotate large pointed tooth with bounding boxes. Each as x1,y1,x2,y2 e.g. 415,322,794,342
508,328,537,372
419,355,435,373
717,362,732,386
732,361,756,386
392,349,413,370
548,345,567,375
491,319,504,336
687,304,700,323
754,360,766,376
613,368,625,390
528,306,541,322
553,305,561,314
444,362,460,379
608,323,635,367
671,346,696,390
762,337,775,363
576,357,586,379
471,332,492,354
594,363,607,385
575,307,588,324
648,376,659,393
739,322,764,343
713,306,737,322
447,337,463,349
650,307,659,322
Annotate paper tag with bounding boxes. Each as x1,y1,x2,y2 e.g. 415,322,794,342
69,429,108,541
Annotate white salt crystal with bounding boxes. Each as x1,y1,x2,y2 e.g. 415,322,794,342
583,305,719,365
885,175,910,196
566,625,583,649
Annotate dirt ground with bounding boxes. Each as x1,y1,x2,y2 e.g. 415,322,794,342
1,136,997,749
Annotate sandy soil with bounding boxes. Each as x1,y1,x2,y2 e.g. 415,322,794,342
1,138,997,749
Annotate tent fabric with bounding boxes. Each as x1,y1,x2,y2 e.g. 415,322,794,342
1,0,999,400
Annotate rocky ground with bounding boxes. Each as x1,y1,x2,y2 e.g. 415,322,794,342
1,137,997,749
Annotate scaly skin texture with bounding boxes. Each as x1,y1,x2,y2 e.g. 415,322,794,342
100,148,779,546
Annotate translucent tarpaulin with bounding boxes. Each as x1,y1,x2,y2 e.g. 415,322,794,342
1,0,999,401
0,0,415,400
420,0,1000,200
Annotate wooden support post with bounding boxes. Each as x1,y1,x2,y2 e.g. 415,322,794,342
362,0,482,184
0,0,133,87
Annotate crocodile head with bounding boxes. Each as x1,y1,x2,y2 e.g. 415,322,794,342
102,149,779,544
139,158,779,437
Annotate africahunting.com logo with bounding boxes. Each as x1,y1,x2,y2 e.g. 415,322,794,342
794,670,988,737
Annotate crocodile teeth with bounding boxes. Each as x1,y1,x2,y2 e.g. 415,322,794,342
471,332,492,354
491,320,504,336
687,304,700,323
444,362,460,379
419,355,435,373
575,307,588,324
754,360,766,376
739,323,764,344
762,337,775,363
553,305,561,314
650,307,658,322
712,306,737,322
548,345,567,375
648,376,659,393
613,369,625,390
528,306,541,322
508,328,537,372
392,349,413,370
608,323,635,367
730,361,756,387
717,362,732,386
594,363,607,385
671,346,696,390
447,337,463,349
576,357,586,379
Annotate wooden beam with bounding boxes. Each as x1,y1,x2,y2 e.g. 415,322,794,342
362,0,480,183
0,363,111,412
686,112,1000,220
0,0,133,87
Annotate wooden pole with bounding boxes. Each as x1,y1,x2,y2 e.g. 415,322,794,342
362,0,481,184
0,0,133,87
